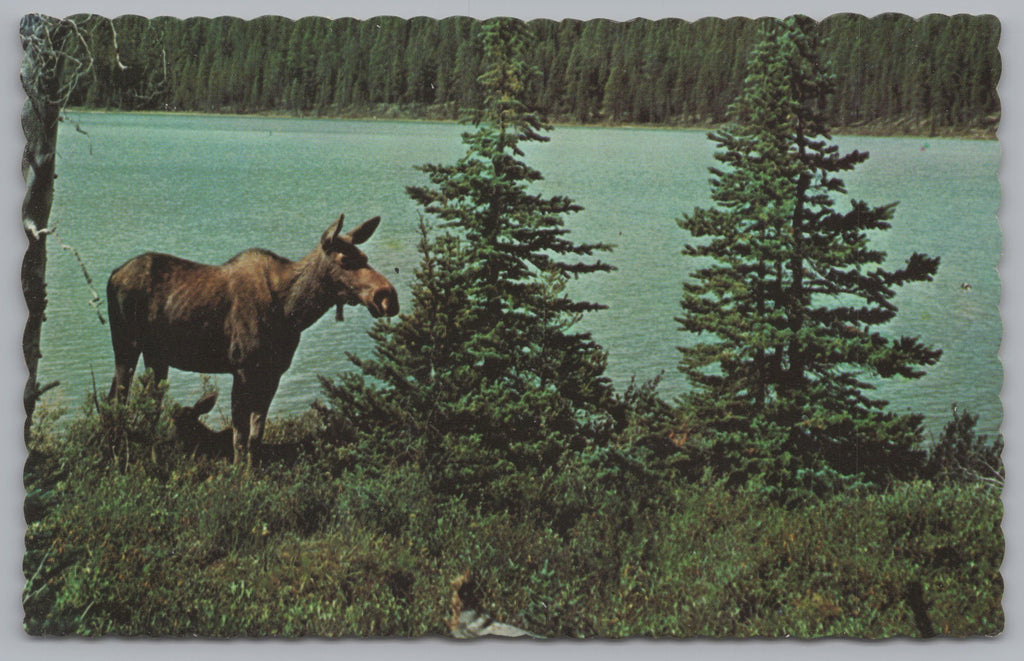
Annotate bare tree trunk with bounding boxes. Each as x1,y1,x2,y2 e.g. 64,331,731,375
20,14,71,437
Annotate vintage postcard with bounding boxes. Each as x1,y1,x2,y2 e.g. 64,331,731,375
13,0,1012,648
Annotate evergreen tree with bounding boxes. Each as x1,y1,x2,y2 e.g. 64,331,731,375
676,17,941,491
601,40,628,122
320,18,615,509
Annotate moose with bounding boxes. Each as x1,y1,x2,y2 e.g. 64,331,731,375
107,213,399,468
167,392,304,466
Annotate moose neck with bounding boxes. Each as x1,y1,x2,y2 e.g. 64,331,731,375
281,247,338,331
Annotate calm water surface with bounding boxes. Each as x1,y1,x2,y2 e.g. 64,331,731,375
41,113,1001,438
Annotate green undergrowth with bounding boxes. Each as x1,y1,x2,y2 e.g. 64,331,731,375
23,391,1003,638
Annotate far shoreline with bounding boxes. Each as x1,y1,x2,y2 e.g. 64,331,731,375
61,106,999,141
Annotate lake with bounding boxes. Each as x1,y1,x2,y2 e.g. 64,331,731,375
40,112,1002,439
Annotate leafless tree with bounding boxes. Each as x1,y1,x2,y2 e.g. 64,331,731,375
22,14,81,435
20,13,153,436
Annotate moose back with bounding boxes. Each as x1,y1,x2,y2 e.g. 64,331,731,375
106,213,399,467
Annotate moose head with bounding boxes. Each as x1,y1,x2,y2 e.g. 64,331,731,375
320,214,399,321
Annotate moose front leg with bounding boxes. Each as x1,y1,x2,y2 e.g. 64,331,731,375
247,374,280,470
230,370,281,470
230,374,256,468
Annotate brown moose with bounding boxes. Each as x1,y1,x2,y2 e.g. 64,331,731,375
107,213,399,468
168,391,303,465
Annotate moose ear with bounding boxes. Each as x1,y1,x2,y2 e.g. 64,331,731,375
345,216,381,245
321,213,345,250
193,391,218,416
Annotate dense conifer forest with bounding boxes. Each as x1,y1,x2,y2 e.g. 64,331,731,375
73,13,1000,134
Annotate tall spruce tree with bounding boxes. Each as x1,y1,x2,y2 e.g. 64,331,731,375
320,18,614,508
677,17,941,487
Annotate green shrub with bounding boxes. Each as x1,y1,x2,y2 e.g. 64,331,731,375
926,404,1004,486
672,414,932,507
637,478,1002,637
59,371,171,474
24,387,345,635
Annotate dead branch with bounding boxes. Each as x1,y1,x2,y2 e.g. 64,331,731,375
20,14,96,110
108,18,128,71
49,226,106,325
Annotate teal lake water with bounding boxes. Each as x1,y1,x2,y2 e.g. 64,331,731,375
41,112,1002,439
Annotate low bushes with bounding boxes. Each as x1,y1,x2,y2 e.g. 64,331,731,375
23,390,1003,637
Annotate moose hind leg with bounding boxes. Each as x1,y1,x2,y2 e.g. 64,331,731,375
143,355,169,385
142,354,170,402
109,347,141,402
107,315,141,401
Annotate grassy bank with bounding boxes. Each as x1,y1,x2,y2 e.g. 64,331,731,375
23,394,1003,638
65,104,1000,140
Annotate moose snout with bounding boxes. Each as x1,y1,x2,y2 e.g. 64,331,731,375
371,287,399,317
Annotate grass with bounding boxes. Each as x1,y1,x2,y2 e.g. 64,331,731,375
22,393,1003,638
